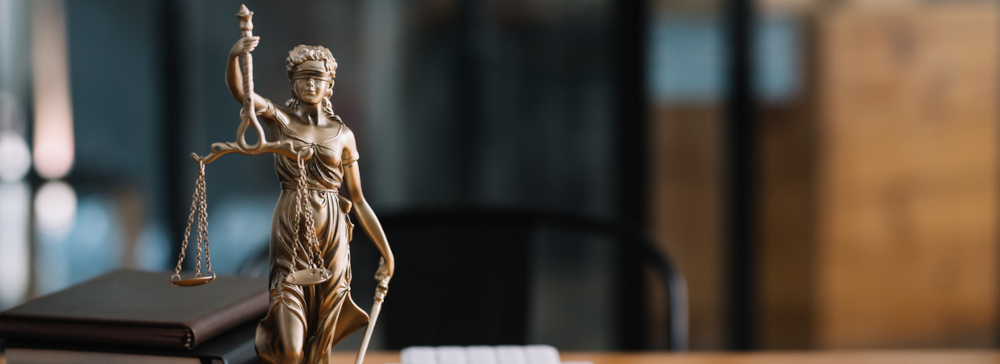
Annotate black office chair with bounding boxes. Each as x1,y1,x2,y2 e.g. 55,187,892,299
241,208,688,351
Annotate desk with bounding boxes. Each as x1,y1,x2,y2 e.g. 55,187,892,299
4,351,1000,363
335,351,1000,364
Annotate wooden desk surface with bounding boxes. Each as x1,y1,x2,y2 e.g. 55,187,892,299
335,351,1000,364
5,350,1000,363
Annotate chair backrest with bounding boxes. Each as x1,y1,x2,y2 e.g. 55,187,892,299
242,208,688,350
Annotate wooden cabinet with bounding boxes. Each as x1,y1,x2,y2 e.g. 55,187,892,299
812,3,999,348
650,2,1000,349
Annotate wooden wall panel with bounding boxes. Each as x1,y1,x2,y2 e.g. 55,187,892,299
649,105,727,350
756,101,818,349
815,3,999,348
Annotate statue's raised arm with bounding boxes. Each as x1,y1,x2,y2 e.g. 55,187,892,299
226,36,267,108
191,5,304,164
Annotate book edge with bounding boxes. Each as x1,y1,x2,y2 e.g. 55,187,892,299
0,316,192,348
5,347,202,364
185,286,268,348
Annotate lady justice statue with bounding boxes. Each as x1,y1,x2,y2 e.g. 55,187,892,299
169,5,393,364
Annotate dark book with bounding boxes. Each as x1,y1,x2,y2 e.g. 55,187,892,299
0,270,268,350
3,317,263,364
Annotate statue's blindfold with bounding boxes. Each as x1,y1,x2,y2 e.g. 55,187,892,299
292,70,334,82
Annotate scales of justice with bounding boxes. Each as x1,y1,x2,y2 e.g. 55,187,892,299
168,5,394,364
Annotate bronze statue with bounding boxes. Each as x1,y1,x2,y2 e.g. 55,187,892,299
169,5,393,364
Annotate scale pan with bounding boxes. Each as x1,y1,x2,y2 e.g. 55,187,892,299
171,275,216,287
286,268,332,286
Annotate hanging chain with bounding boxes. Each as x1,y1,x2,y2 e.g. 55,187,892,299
198,162,213,277
287,152,323,274
300,157,322,268
172,162,206,282
193,162,209,277
289,154,305,273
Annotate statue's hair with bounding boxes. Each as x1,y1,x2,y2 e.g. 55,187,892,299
285,45,337,79
285,45,340,121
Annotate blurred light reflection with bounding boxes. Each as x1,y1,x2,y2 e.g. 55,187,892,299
0,181,30,309
34,180,76,239
31,0,74,180
0,130,31,182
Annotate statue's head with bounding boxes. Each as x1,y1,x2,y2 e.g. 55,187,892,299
286,45,337,106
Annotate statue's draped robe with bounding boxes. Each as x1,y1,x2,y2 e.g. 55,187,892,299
255,100,368,364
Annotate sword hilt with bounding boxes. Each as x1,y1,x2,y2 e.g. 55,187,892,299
374,277,389,302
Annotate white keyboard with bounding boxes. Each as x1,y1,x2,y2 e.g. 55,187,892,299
401,345,586,364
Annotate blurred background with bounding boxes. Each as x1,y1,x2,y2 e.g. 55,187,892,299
0,0,997,353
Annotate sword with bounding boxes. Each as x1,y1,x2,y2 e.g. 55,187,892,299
355,273,390,364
